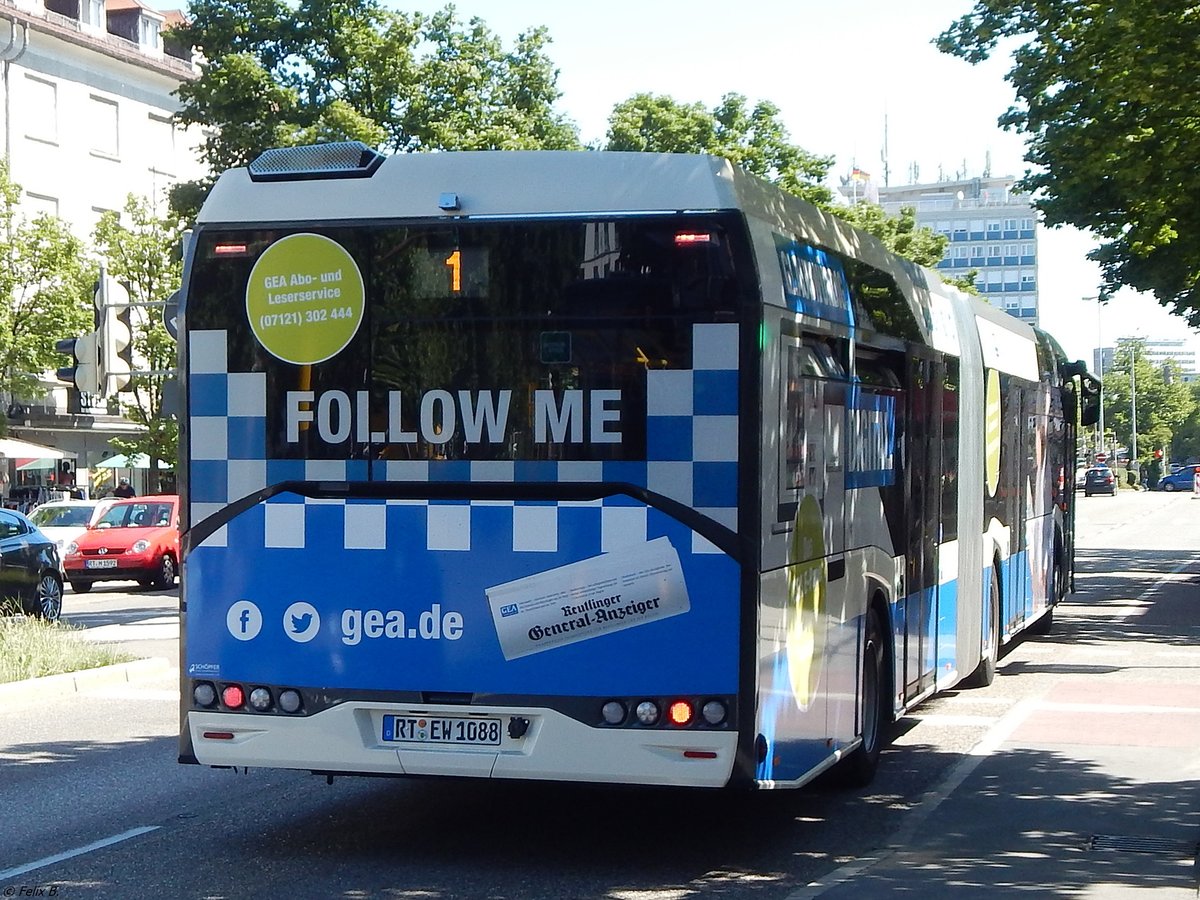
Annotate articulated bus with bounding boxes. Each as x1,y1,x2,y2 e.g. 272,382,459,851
178,144,1100,789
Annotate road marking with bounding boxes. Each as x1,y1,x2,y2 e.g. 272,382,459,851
0,826,160,880
787,695,1042,899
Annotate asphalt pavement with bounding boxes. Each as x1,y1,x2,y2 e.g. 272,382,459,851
799,516,1200,898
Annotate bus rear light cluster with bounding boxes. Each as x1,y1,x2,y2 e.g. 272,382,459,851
599,697,729,728
191,681,305,715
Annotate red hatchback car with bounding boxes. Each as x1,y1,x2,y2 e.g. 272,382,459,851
62,495,180,592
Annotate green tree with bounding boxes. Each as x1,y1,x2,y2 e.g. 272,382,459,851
937,3,1200,324
93,196,186,492
1170,382,1200,461
0,160,96,413
833,202,977,293
606,92,834,207
1101,339,1195,466
170,1,578,218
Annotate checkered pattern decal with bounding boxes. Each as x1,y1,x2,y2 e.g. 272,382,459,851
187,325,739,556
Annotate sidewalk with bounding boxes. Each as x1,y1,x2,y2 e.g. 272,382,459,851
800,551,1200,899
0,656,172,704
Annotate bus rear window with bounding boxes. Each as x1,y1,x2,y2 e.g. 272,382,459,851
186,215,753,463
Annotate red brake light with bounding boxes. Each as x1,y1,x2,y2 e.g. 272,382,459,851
214,243,249,256
222,684,245,709
674,232,712,246
667,700,693,726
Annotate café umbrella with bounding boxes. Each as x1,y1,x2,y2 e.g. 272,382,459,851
95,453,171,469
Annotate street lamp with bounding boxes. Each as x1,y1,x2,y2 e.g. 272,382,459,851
1085,296,1104,456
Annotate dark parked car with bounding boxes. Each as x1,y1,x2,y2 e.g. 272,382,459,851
1158,464,1200,492
1083,466,1117,496
0,507,65,621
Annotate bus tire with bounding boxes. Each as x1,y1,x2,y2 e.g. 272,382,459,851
837,605,890,787
963,567,1000,688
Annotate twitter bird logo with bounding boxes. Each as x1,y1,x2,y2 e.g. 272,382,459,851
283,602,320,643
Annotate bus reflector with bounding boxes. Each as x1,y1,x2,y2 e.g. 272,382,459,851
683,750,718,759
222,685,245,709
674,231,713,245
203,732,236,740
668,701,694,726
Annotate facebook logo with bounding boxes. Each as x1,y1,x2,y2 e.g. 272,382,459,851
226,600,263,641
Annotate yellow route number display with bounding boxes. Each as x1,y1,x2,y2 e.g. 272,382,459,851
245,233,365,365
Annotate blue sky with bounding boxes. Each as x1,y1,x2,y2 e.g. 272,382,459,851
399,0,1197,365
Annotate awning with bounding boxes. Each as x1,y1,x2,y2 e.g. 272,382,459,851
96,453,171,470
16,458,57,471
0,437,64,459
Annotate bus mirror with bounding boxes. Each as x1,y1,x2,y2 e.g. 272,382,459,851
1060,359,1088,378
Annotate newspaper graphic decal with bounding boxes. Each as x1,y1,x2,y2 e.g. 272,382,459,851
486,537,691,660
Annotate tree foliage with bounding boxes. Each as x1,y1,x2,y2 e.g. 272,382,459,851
170,1,578,217
937,3,1200,324
606,92,834,207
93,196,186,491
0,160,95,410
1101,339,1195,463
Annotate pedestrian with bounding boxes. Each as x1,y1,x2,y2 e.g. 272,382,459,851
112,478,136,498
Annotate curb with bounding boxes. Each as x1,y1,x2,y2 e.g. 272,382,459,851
0,656,174,702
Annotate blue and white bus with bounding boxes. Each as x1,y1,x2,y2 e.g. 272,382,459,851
178,144,1099,789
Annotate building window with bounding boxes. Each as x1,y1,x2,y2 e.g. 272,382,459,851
1021,243,1034,257
24,76,57,145
988,244,1002,257
986,221,1001,234
90,95,119,159
1020,271,1036,287
24,193,59,218
81,0,104,27
955,245,970,258
148,113,175,156
139,16,161,50
1004,218,1018,231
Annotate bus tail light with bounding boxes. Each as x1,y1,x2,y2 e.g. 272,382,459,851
701,700,727,725
193,682,217,708
278,689,304,714
634,701,660,725
601,701,626,725
221,684,245,709
667,700,694,726
248,687,274,712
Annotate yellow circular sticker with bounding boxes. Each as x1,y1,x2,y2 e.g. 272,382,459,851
246,234,365,364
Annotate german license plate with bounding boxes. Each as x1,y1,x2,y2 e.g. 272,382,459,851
86,559,118,569
382,714,502,746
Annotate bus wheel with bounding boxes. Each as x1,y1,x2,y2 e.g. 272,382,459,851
838,605,889,787
963,569,1000,687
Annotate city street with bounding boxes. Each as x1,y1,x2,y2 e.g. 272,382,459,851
0,491,1197,899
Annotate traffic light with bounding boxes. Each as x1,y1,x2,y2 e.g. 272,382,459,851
96,274,132,394
55,332,100,394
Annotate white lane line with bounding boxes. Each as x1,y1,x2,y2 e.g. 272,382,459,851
786,695,1042,899
0,826,160,880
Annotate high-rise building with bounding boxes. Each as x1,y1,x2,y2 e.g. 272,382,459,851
843,174,1040,324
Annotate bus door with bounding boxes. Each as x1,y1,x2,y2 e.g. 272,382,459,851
903,354,942,701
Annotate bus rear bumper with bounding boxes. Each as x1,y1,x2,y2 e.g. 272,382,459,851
186,702,738,788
